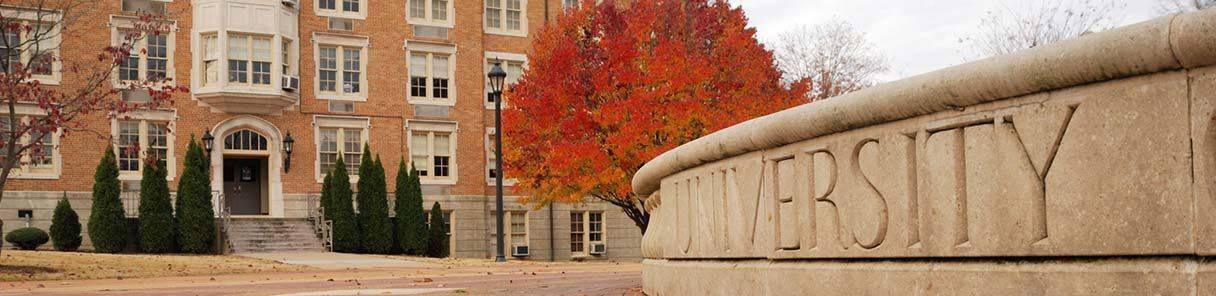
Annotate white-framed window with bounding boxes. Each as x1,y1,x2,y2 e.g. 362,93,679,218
110,15,176,88
424,209,454,255
227,34,273,86
485,128,517,186
408,120,457,185
314,116,369,182
490,210,529,251
112,111,176,181
314,34,369,101
1,8,62,84
409,52,451,104
407,0,454,27
116,30,171,83
484,52,527,109
316,0,366,19
121,0,167,14
0,105,60,179
201,33,220,86
281,39,293,76
563,0,601,9
570,211,604,255
485,0,526,36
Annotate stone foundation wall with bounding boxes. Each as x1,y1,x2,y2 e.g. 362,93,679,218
633,8,1216,295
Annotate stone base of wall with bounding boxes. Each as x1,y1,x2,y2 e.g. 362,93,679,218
642,258,1213,295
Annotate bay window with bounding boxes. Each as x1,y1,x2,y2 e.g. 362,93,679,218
227,34,272,86
202,34,219,85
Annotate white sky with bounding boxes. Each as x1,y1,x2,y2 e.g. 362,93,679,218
729,0,1162,81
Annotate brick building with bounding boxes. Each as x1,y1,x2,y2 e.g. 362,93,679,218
0,0,642,261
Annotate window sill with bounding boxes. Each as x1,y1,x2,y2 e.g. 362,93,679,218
118,174,176,182
421,178,457,186
486,179,517,186
8,171,60,180
30,76,60,86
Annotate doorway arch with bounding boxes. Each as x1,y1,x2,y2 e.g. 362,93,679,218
208,115,285,217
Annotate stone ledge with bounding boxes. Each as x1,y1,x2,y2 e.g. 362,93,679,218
643,258,1210,295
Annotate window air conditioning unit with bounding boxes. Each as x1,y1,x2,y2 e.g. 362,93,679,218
281,0,298,7
282,75,300,92
512,244,530,257
589,243,606,255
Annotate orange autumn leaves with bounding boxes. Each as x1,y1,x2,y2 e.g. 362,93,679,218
503,0,807,206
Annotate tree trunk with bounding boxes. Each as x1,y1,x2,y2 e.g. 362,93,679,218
592,193,650,235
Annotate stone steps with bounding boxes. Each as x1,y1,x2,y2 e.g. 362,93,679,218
225,219,327,253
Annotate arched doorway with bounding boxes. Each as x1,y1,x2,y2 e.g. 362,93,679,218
209,116,285,217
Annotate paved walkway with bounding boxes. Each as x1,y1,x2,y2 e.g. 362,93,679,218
238,252,440,269
3,253,643,296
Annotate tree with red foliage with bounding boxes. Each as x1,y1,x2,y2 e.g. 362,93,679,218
503,0,808,233
0,0,186,250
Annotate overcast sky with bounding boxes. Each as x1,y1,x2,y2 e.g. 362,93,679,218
728,0,1163,81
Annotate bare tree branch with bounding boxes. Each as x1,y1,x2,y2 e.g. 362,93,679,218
774,19,889,101
1157,0,1216,13
961,0,1124,60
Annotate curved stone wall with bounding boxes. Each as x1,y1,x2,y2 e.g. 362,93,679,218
635,8,1216,295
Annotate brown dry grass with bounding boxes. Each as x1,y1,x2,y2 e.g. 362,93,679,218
0,250,310,282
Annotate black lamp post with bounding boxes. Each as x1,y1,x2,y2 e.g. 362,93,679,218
283,132,295,172
488,60,508,263
202,130,215,154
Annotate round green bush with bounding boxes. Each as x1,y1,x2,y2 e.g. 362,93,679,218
5,227,50,250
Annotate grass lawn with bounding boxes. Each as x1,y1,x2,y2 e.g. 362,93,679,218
0,250,309,282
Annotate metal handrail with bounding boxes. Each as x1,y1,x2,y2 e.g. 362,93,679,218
307,194,334,251
215,190,232,254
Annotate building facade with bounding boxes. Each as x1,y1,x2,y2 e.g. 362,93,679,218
0,0,641,261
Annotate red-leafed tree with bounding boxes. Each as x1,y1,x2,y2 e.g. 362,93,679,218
0,0,185,250
503,0,808,233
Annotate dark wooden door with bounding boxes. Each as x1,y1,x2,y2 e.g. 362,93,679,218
224,158,263,215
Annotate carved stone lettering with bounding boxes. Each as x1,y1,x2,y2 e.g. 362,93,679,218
851,139,889,249
775,158,799,250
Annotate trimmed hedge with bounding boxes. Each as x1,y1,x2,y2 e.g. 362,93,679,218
50,194,82,251
177,138,216,254
395,160,427,255
427,202,449,258
88,147,127,253
6,227,49,250
138,155,177,253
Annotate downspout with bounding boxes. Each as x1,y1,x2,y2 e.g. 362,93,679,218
549,201,556,262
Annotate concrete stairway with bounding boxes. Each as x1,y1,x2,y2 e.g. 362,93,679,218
227,218,328,253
